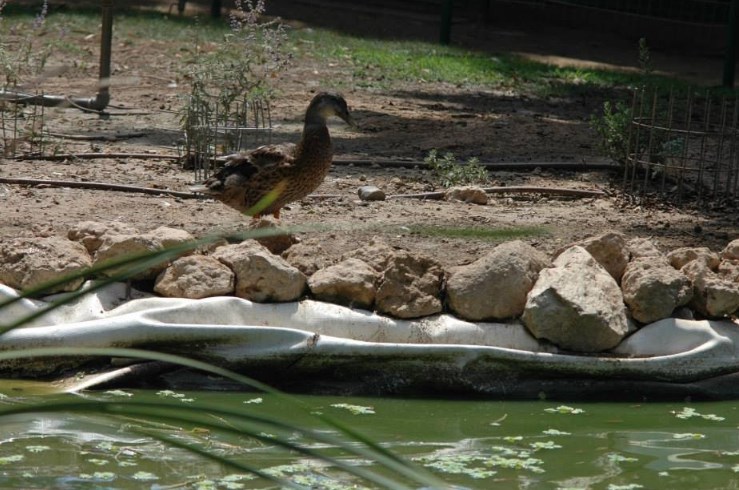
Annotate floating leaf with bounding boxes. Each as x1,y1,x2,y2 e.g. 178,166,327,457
25,445,50,453
419,454,497,479
545,405,585,415
0,454,23,464
530,441,562,450
673,407,724,421
503,436,523,443
132,471,159,481
607,453,638,463
104,389,133,397
542,429,571,436
330,403,375,415
673,433,705,440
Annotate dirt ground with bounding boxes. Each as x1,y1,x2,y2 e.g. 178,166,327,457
1,2,737,268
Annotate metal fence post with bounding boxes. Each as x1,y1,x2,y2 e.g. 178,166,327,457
440,0,453,45
723,0,738,87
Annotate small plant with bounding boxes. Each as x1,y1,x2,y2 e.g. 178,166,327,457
0,0,52,88
590,38,660,166
424,149,488,187
590,100,632,164
181,0,291,175
181,0,290,130
637,37,653,77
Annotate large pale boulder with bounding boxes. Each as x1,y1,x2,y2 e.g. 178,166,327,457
93,226,195,280
213,240,306,302
682,260,739,317
342,238,397,273
627,237,663,259
667,247,720,270
718,260,739,282
247,218,298,255
621,257,693,324
68,221,138,253
282,240,333,276
446,240,549,321
154,255,234,299
568,232,630,282
445,186,488,205
308,258,379,309
375,251,443,319
721,238,739,261
522,246,632,352
0,236,92,293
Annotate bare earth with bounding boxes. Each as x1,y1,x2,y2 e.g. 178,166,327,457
1,4,737,268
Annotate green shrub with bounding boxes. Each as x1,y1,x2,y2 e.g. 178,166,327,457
424,149,488,188
590,100,633,164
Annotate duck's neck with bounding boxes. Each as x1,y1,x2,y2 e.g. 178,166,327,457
296,114,333,163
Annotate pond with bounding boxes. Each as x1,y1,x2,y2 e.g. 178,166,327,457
0,385,737,489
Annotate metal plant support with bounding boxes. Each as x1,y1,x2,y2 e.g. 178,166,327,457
0,95,46,158
183,95,273,183
624,86,739,203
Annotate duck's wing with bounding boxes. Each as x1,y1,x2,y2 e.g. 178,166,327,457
246,143,297,168
190,144,297,194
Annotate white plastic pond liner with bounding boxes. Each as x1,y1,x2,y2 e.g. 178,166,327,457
2,282,739,398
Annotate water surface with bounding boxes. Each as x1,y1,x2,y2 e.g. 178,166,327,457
0,388,737,489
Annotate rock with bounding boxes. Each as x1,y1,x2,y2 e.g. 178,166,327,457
718,260,739,282
213,240,306,302
0,236,92,293
621,257,693,324
94,226,195,280
247,218,298,255
357,185,386,201
522,246,632,352
282,240,333,276
566,232,629,282
68,221,138,253
627,237,663,259
682,260,739,317
721,238,739,261
445,186,488,205
342,238,397,273
154,255,234,299
375,251,443,319
667,246,720,270
308,258,379,309
446,240,549,321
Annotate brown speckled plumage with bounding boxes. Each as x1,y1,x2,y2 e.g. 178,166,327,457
191,92,353,219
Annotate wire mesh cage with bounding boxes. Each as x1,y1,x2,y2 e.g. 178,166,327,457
0,93,47,158
624,86,739,203
182,93,273,183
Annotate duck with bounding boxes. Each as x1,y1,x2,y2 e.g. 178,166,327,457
190,92,353,219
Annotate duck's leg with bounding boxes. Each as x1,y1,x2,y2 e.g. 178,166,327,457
272,209,281,220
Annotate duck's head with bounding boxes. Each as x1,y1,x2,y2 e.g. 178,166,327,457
306,92,354,126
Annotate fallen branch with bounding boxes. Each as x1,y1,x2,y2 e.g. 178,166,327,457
0,177,606,202
333,158,620,171
0,177,196,199
12,152,180,161
389,186,607,200
45,131,147,141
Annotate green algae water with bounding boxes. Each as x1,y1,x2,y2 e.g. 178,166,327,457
0,389,738,489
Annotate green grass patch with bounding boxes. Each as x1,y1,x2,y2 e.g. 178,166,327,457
0,5,708,96
407,225,547,241
290,28,691,95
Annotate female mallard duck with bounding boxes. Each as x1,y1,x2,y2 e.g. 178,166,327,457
190,92,353,219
